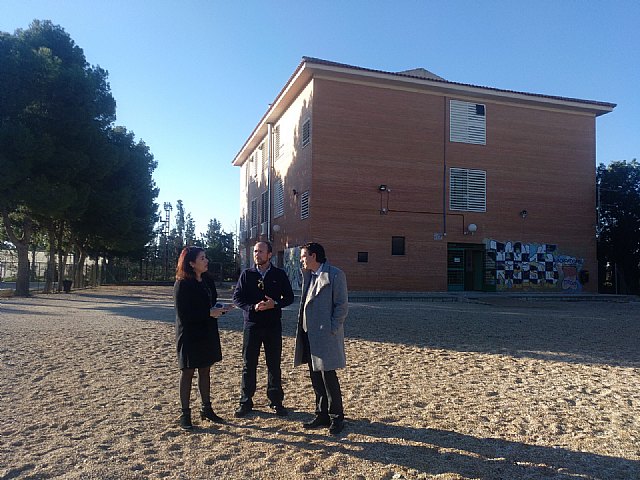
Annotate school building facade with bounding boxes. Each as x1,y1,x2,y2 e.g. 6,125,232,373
232,57,615,292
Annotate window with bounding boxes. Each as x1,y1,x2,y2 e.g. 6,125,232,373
250,198,258,226
301,118,311,147
242,162,249,185
450,99,486,145
357,252,368,263
392,236,405,256
300,191,310,219
450,167,486,212
274,125,281,159
260,191,269,223
251,154,257,178
239,217,246,241
260,143,267,176
273,177,284,218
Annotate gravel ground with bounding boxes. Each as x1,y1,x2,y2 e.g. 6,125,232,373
1,286,639,479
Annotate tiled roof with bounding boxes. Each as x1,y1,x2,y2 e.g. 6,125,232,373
302,56,616,109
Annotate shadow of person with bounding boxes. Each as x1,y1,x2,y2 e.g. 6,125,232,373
348,419,639,479
217,418,639,479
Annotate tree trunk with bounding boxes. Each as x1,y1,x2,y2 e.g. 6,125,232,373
75,249,87,288
1,208,32,297
56,222,66,292
30,244,37,281
44,223,56,293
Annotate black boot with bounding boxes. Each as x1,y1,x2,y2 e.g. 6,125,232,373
179,408,193,430
201,403,224,424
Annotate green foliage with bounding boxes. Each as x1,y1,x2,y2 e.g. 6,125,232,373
597,159,640,294
69,127,159,257
0,20,158,294
203,218,235,264
184,213,196,246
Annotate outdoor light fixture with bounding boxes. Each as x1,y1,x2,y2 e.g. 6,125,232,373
466,223,477,235
520,209,528,219
272,224,281,233
378,184,388,191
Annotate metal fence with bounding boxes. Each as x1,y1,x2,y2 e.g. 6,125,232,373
102,260,239,284
0,257,239,292
0,260,99,292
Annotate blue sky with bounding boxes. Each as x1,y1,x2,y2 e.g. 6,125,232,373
2,1,639,236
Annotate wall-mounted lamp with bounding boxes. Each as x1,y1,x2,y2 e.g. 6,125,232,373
520,209,528,219
378,184,388,192
292,189,298,196
272,224,281,233
465,223,477,235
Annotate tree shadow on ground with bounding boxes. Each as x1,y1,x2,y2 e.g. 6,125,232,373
5,289,638,367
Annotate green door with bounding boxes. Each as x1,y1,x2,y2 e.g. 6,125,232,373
448,244,486,292
447,247,465,291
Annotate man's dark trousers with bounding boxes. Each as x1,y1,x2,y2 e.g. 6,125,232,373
240,323,284,408
301,330,343,419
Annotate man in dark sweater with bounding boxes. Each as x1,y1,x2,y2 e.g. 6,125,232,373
232,241,295,417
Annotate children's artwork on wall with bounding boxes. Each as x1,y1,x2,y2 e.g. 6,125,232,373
283,246,302,290
486,240,584,292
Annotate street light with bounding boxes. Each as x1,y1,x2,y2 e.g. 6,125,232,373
163,202,173,280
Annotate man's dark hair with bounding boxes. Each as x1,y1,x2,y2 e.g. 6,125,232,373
302,242,326,263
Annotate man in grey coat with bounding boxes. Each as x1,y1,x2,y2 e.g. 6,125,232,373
294,242,348,435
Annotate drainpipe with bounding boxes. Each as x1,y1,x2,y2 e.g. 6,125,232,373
443,96,447,236
267,123,273,241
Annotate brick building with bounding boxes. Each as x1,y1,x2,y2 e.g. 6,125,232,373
232,57,615,292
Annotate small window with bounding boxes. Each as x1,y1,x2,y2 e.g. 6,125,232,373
392,236,405,256
274,125,281,158
273,177,284,218
300,191,310,219
357,252,368,263
260,191,269,223
250,198,258,227
301,118,311,147
260,143,267,176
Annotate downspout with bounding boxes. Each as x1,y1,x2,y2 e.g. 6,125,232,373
267,123,273,241
443,96,447,236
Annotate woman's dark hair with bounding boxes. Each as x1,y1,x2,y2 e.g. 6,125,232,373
176,246,205,280
302,242,326,263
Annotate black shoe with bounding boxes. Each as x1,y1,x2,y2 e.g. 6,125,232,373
234,404,252,418
329,417,345,435
201,405,224,424
303,415,331,429
179,409,193,430
270,405,288,417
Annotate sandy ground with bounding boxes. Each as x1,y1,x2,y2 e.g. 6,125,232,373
0,286,639,480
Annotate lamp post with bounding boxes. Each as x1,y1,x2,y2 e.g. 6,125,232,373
163,202,172,280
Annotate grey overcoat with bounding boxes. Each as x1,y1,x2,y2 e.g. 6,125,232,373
294,262,349,371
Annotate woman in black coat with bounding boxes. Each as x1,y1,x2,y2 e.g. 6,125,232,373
174,246,228,429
